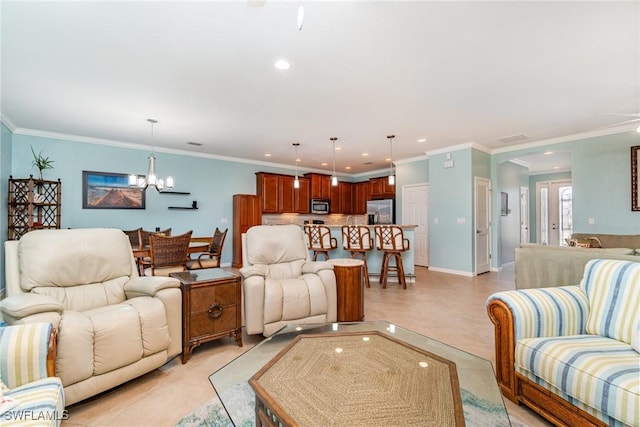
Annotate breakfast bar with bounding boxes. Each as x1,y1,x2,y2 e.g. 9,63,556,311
316,224,416,283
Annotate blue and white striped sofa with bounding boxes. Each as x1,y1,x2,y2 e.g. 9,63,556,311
487,259,639,427
0,322,65,426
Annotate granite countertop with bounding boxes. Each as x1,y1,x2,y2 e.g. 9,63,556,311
322,224,417,229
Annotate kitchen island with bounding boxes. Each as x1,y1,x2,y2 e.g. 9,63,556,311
315,224,416,284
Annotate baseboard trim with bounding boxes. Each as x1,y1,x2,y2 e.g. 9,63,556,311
367,274,416,284
427,267,475,277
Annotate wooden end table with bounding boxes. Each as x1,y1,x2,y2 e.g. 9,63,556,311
328,258,364,322
170,269,242,363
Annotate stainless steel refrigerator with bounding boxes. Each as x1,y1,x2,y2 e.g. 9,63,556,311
366,199,394,224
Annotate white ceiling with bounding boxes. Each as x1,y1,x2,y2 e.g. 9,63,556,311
2,1,639,176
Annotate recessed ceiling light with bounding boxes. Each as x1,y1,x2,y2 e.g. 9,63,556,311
345,166,351,170
385,157,391,162
264,153,272,157
544,151,554,155
553,166,560,169
321,162,328,166
417,138,427,143
362,153,368,156
274,59,291,70
335,146,342,151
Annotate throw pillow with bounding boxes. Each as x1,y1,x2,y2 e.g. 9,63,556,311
588,236,603,248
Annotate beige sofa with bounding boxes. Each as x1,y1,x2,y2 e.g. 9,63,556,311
1,228,182,405
515,243,638,289
570,233,640,249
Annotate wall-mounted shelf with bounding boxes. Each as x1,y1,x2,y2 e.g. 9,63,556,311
160,191,191,195
168,206,198,210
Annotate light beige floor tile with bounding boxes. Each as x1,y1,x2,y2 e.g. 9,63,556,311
63,265,552,426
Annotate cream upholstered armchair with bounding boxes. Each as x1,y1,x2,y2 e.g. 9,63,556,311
240,225,337,337
1,228,182,405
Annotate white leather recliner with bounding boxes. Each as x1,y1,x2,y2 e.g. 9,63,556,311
241,225,337,337
1,228,182,405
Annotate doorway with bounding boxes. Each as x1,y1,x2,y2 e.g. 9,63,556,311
520,186,529,243
536,180,573,245
402,184,429,267
474,177,491,274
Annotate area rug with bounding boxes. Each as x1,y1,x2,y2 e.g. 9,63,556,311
176,382,524,427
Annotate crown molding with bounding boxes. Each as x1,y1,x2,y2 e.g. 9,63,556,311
491,123,638,155
394,154,429,165
0,116,17,132
528,167,572,176
425,142,492,157
8,126,347,177
508,158,531,168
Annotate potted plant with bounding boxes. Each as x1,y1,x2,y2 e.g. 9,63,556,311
30,146,54,180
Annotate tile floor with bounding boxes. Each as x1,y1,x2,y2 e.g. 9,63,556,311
63,265,552,426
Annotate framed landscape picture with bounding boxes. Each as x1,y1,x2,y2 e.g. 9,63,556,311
632,146,639,211
82,171,145,209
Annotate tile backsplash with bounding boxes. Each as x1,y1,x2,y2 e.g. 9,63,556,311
262,214,367,226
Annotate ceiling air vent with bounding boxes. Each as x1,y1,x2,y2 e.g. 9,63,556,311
187,141,203,146
497,133,528,144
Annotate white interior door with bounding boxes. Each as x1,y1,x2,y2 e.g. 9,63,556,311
402,184,429,266
520,186,529,243
474,177,491,274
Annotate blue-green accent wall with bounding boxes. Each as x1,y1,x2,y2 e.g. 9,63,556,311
429,149,473,272
8,133,303,267
0,123,13,296
497,161,528,264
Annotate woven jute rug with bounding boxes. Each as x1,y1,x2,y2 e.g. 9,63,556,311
249,332,465,426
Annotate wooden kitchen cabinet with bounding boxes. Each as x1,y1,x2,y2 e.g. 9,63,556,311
257,172,309,214
369,176,395,199
340,182,353,214
353,181,370,214
304,173,332,200
280,175,310,214
256,173,279,213
232,194,261,268
329,181,353,214
294,177,310,213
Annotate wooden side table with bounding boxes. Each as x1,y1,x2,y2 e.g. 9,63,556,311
328,258,365,322
170,269,243,363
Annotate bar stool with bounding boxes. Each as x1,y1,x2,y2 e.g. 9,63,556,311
374,225,410,289
303,225,338,261
341,225,373,288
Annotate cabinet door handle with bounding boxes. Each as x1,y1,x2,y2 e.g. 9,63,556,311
208,303,223,318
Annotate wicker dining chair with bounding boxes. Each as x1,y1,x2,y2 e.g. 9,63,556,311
139,228,172,272
186,227,228,270
145,230,192,276
123,227,142,247
342,225,373,288
374,225,410,289
303,225,338,261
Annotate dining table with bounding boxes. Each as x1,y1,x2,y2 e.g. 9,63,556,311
131,240,210,258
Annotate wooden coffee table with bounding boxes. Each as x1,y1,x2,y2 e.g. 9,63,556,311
250,331,464,426
210,321,509,426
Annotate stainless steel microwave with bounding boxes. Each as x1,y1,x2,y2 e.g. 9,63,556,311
310,199,330,214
